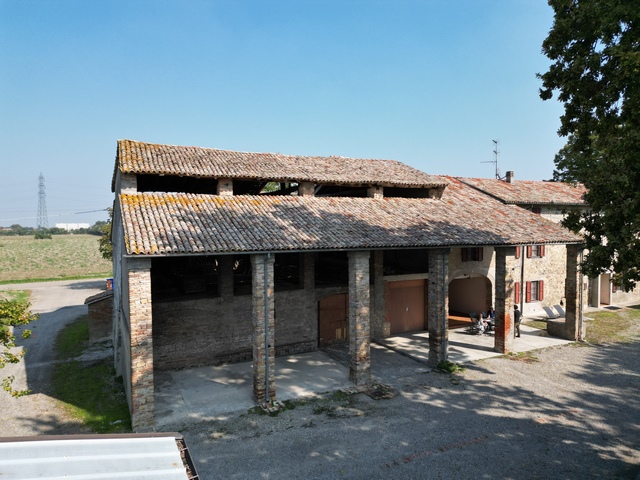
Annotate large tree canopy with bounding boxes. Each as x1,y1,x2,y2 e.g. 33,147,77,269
539,0,640,291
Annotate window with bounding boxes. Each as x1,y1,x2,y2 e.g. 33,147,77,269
461,247,483,262
526,245,545,258
526,280,544,302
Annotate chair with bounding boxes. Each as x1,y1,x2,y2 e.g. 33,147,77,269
554,304,566,317
542,306,560,319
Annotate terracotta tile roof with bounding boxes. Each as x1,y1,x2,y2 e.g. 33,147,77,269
119,178,582,255
114,139,447,189
458,177,587,206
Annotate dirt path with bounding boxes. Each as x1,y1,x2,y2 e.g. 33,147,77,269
0,279,104,437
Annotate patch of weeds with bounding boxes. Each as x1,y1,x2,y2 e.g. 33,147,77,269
0,290,30,304
364,383,396,400
55,316,89,360
331,390,352,401
312,404,335,416
248,399,300,417
436,360,465,374
505,351,539,363
52,358,131,433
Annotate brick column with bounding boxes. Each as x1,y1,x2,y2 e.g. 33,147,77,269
428,248,450,367
494,246,517,354
564,244,584,340
128,257,154,432
299,182,315,197
371,250,386,339
218,255,234,299
251,254,276,404
348,251,371,385
367,186,384,198
217,178,233,196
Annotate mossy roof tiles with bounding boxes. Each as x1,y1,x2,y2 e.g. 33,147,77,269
114,139,447,189
119,177,583,255
458,177,587,206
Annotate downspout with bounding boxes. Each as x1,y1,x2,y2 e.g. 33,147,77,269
578,249,584,341
519,246,525,336
442,252,448,360
264,252,271,403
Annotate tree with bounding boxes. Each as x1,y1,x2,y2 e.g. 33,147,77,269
538,0,640,291
0,298,38,397
98,208,113,261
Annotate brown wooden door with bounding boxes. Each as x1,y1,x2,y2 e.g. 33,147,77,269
386,280,425,334
318,294,348,346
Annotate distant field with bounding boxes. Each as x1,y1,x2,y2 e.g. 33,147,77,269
0,235,112,283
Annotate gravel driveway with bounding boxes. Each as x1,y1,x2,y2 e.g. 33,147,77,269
174,339,640,479
0,279,105,437
1,281,638,479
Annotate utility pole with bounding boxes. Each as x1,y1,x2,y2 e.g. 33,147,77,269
37,173,49,231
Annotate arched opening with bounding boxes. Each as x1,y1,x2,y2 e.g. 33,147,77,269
448,275,492,319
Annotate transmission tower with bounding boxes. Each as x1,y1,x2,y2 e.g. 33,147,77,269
37,173,49,230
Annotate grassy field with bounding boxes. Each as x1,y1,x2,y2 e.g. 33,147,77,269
0,235,112,283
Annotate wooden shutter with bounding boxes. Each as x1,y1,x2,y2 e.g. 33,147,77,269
540,245,545,258
526,246,532,258
525,281,532,303
515,246,521,259
539,280,544,301
515,282,521,304
478,247,484,261
461,248,468,262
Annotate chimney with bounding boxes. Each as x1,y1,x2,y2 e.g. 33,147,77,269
506,171,515,183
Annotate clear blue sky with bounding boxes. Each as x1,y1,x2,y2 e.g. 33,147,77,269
0,0,565,228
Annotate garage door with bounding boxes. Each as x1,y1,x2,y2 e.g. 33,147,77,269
318,294,348,346
386,280,426,334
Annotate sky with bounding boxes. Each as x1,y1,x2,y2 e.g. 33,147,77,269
0,0,566,228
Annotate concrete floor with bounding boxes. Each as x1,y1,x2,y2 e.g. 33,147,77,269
154,323,571,428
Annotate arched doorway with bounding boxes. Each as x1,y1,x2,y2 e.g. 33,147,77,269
448,276,492,317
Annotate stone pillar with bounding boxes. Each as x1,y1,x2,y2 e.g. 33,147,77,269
367,186,384,199
217,178,233,196
494,246,517,354
348,251,371,385
371,251,386,339
428,248,450,367
251,254,276,404
299,182,315,197
564,244,585,340
128,257,154,432
218,255,234,300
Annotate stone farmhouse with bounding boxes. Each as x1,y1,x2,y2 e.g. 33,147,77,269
111,139,584,431
459,175,640,311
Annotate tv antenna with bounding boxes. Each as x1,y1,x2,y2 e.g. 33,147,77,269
481,140,501,179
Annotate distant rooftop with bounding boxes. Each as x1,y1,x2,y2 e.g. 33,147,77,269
458,177,587,206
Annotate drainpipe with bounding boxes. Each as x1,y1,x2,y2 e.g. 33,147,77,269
264,253,271,404
578,249,584,341
442,252,448,361
519,246,525,337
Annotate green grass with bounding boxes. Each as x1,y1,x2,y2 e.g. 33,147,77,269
585,305,640,344
0,290,30,304
0,235,111,283
52,317,131,433
54,316,90,360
